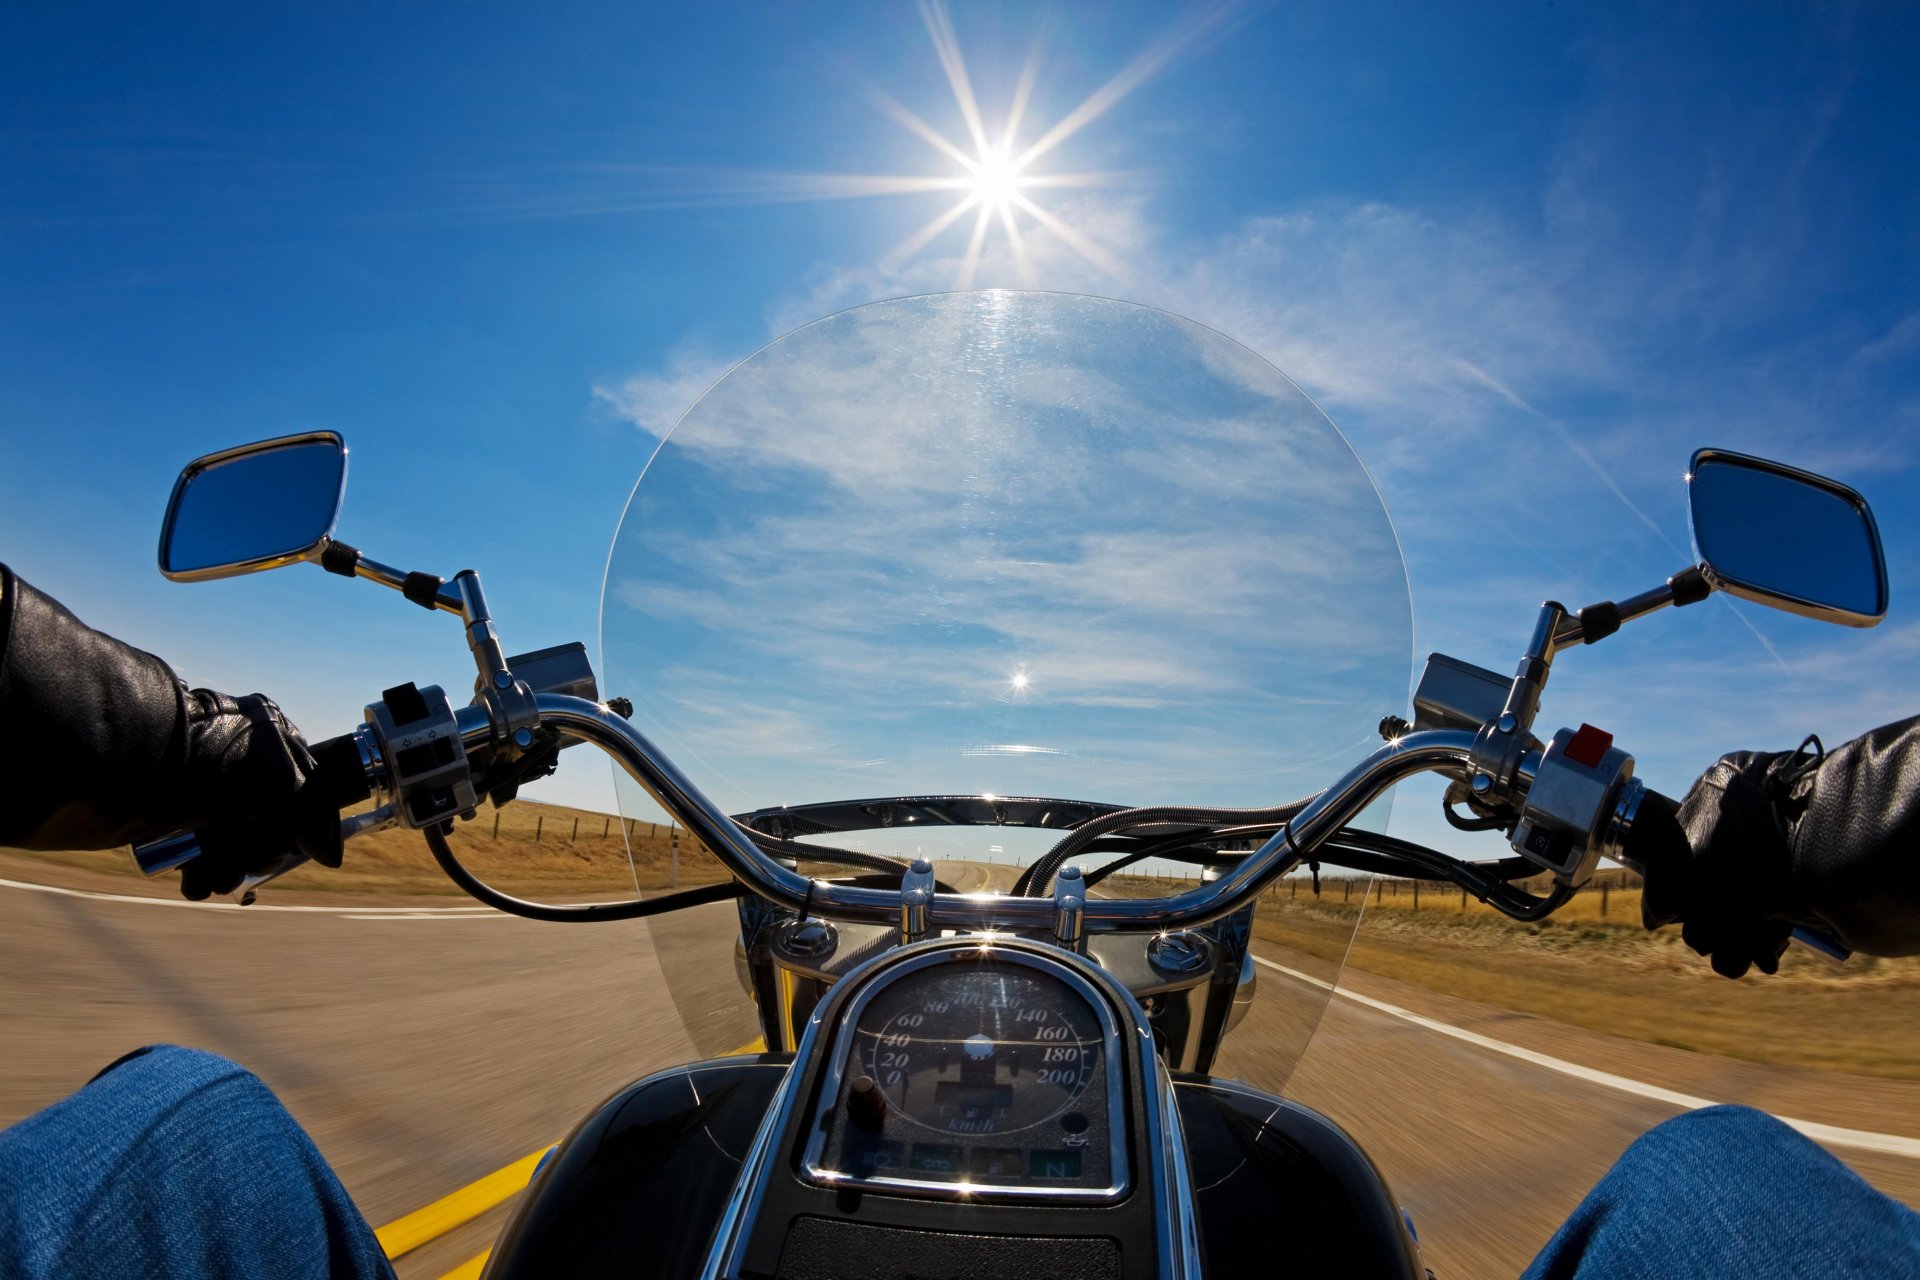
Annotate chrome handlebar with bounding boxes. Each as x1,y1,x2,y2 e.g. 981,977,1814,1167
533,692,1484,932
136,687,1484,920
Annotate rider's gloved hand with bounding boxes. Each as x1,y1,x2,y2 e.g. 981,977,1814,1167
174,690,344,901
1638,747,1817,978
0,565,342,898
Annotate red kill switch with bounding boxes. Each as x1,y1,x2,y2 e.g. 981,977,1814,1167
1565,724,1614,768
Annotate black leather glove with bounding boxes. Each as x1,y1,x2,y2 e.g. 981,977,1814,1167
1639,745,1820,978
172,689,345,900
0,565,343,898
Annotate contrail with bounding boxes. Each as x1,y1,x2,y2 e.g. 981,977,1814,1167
1450,358,1790,673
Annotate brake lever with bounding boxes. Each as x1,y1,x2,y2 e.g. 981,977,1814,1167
129,804,399,902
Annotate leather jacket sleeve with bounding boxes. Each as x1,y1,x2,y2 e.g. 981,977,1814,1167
1643,715,1920,959
0,563,196,849
1789,715,1920,955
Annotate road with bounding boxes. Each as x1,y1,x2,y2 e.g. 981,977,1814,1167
3,857,1916,1278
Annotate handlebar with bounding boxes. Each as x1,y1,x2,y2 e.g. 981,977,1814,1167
139,694,1477,927
534,693,1485,932
127,688,1858,961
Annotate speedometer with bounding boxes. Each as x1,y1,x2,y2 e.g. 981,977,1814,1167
858,968,1099,1135
804,944,1130,1201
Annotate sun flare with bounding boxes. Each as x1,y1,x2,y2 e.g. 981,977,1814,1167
964,145,1025,210
659,1,1226,288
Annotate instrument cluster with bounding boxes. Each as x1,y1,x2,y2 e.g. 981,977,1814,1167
802,945,1129,1202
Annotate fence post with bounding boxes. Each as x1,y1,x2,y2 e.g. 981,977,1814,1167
1290,878,1297,900
602,817,610,839
671,825,680,888
1601,882,1610,917
1460,884,1466,910
535,814,543,842
1413,880,1419,911
571,817,579,842
1344,879,1351,903
492,813,500,839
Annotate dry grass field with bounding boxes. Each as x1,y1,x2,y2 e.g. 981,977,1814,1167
1099,868,1920,1079
1252,885,1920,1081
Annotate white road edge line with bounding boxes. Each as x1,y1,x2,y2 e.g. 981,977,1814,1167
0,876,499,917
340,913,511,921
1255,954,1920,1160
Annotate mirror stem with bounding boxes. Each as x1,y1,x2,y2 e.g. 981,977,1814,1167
321,539,465,614
1549,566,1712,653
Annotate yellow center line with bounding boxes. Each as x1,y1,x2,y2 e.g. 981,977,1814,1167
436,1248,491,1280
382,1031,771,1270
373,1145,553,1261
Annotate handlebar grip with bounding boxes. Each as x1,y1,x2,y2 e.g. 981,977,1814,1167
1614,785,1685,878
309,731,373,808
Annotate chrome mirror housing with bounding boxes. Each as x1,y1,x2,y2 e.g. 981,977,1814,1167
1687,448,1888,627
159,432,348,581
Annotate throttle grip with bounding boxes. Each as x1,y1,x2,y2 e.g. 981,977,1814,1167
309,729,375,808
1618,787,1852,963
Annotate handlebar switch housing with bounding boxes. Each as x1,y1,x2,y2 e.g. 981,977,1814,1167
1509,724,1636,887
364,683,480,828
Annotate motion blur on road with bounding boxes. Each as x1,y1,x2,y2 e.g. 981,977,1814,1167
5,836,1916,1279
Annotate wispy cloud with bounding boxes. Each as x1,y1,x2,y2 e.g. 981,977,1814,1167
594,346,739,440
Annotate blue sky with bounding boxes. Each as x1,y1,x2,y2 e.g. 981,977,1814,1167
4,2,1917,862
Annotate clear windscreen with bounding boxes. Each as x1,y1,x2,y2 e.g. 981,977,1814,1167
600,291,1412,1087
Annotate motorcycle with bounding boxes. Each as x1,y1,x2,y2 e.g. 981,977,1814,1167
135,291,1888,1278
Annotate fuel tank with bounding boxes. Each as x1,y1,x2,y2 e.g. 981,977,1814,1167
484,1057,1421,1278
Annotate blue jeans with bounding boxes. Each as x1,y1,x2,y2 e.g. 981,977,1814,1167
0,1045,393,1280
1525,1104,1920,1279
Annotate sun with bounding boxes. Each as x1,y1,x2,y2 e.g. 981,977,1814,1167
963,144,1025,212
856,0,1227,286
656,1,1230,288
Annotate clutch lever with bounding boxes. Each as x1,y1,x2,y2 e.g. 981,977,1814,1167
131,804,400,903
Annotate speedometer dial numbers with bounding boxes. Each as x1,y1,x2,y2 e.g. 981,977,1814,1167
805,949,1128,1202
862,970,1096,1136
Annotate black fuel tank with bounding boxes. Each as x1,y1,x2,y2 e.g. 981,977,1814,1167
484,1059,1423,1278
484,1055,793,1279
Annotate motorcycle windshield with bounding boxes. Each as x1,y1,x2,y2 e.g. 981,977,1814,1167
601,291,1410,1094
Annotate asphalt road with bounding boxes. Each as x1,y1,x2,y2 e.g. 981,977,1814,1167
3,860,1916,1278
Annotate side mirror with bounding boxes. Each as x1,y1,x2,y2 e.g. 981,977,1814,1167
1687,449,1888,627
159,432,348,581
